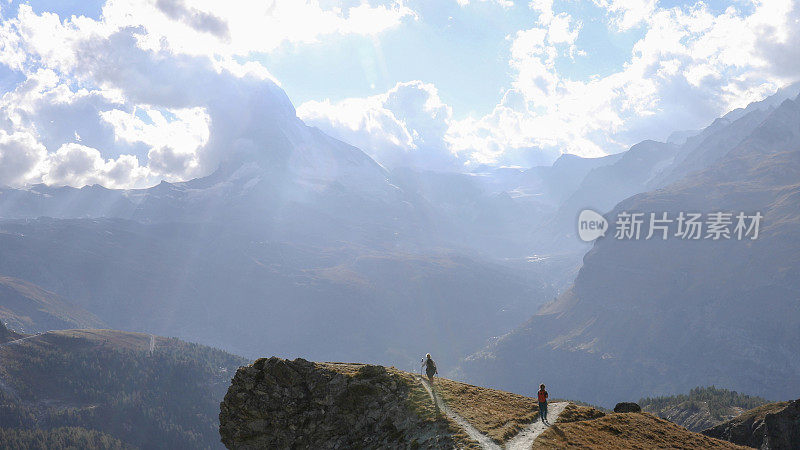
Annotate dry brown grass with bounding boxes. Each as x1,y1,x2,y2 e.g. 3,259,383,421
532,412,749,449
557,403,607,423
434,377,538,442
321,366,542,443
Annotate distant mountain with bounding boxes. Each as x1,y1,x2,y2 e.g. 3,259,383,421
0,276,105,333
0,74,560,373
639,386,770,432
458,94,800,406
0,329,246,449
1,69,796,402
542,140,677,248
0,217,552,372
472,152,624,206
649,81,800,189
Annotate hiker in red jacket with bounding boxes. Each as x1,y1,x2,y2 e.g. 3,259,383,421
538,384,549,425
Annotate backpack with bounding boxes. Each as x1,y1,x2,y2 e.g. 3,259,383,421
425,358,436,372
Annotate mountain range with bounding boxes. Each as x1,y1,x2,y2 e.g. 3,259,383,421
458,92,800,406
1,72,799,413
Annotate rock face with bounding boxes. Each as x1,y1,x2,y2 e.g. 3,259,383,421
614,402,642,413
703,399,800,449
219,358,458,449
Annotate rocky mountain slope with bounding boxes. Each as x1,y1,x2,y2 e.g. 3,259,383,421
640,386,770,432
0,328,246,449
703,399,800,450
459,94,800,406
219,358,745,449
543,140,677,247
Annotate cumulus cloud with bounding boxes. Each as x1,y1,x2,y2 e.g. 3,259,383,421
301,0,799,170
100,105,210,179
0,0,414,188
42,143,149,188
298,81,459,171
102,0,416,57
0,130,47,186
448,0,798,165
0,0,798,187
592,0,657,31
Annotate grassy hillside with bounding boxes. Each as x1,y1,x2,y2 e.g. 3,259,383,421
435,377,538,441
639,386,770,431
0,329,246,449
0,275,105,333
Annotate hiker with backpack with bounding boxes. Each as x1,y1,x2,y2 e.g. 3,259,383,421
423,353,438,382
538,384,549,425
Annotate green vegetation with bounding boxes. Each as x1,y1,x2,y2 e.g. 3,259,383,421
0,330,247,449
639,386,770,422
0,426,130,450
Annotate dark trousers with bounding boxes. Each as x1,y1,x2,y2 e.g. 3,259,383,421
538,402,548,421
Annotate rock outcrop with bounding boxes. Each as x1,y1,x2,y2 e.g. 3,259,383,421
219,358,460,449
702,399,800,449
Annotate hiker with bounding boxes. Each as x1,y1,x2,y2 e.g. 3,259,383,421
424,353,438,382
538,384,549,425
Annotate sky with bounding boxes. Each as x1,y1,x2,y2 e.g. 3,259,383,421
0,0,798,188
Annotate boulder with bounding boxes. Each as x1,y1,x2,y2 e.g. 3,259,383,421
614,402,642,413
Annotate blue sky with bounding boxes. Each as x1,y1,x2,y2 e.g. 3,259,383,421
0,0,798,187
259,0,740,119
261,0,649,119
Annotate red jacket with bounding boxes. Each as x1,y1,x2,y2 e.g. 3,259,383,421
538,390,548,403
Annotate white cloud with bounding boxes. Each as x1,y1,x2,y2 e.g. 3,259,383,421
447,0,798,165
0,0,798,187
0,0,416,188
42,143,149,188
296,0,798,170
456,0,514,8
298,81,459,171
593,0,657,31
102,0,416,57
0,130,47,186
100,106,210,179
